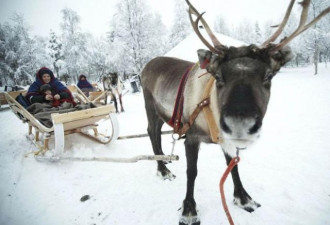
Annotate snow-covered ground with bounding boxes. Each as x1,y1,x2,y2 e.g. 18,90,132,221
0,63,329,225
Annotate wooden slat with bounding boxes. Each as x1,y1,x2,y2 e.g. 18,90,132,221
6,90,27,99
4,91,54,133
67,85,78,92
91,83,99,89
68,84,90,103
62,115,106,130
0,93,8,104
51,105,115,124
89,91,105,101
89,91,107,102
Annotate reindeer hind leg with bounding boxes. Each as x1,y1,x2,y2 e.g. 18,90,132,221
144,92,175,180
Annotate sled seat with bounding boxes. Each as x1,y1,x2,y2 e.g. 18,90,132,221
5,87,119,161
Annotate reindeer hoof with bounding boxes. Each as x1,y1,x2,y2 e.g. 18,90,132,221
157,170,176,180
179,215,200,225
179,222,200,225
234,197,261,212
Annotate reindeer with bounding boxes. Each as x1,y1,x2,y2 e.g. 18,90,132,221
141,0,329,224
102,72,125,113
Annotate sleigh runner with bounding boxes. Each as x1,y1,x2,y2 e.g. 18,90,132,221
5,85,119,161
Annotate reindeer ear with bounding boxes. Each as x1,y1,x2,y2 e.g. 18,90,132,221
197,49,213,69
197,49,221,72
197,49,223,82
270,46,294,72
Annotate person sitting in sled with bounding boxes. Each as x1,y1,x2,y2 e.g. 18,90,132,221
77,74,95,97
40,84,66,107
26,67,76,106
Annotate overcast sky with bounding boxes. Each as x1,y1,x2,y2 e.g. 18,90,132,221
0,0,292,37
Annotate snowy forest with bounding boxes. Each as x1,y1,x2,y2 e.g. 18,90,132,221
0,0,329,87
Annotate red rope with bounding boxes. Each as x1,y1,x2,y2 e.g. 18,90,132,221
219,156,240,225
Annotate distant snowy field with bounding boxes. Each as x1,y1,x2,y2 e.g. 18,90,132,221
0,64,329,225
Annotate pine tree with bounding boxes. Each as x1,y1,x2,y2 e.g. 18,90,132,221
48,31,63,77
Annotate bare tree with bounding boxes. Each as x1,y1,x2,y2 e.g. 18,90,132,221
60,8,88,82
302,0,330,74
109,0,167,74
0,13,50,86
214,15,230,36
169,1,191,48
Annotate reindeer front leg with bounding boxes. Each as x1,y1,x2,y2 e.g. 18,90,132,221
180,136,200,225
111,93,119,113
119,94,124,112
224,153,261,212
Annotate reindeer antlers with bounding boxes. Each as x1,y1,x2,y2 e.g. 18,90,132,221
186,0,330,55
263,0,330,52
185,0,226,54
261,0,296,48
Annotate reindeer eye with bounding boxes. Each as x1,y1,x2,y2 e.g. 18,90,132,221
215,72,225,88
263,72,273,89
264,72,274,81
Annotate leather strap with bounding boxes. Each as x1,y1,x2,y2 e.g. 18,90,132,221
176,97,210,136
169,65,194,130
202,77,223,143
177,75,223,143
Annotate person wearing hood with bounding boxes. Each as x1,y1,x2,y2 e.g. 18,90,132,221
39,84,62,107
77,74,95,97
26,67,76,106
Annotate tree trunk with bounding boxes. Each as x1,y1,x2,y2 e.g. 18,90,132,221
314,42,319,75
53,61,59,77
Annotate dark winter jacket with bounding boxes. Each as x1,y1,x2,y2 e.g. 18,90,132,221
77,75,94,89
26,67,76,106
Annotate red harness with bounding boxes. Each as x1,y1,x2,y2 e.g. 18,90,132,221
168,65,193,130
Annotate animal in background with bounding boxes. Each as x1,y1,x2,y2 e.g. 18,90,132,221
102,72,125,113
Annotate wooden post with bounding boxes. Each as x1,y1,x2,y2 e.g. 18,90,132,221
35,130,39,142
93,128,98,136
44,133,50,150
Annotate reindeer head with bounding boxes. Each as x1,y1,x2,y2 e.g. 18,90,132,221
186,0,329,147
103,72,119,87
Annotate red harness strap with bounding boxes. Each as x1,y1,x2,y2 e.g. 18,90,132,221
168,65,193,130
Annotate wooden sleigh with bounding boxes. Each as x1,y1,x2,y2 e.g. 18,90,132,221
5,85,119,162
5,85,179,163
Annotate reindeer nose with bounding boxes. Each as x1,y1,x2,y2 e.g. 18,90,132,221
248,117,262,134
220,115,261,136
221,84,263,137
221,101,262,135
